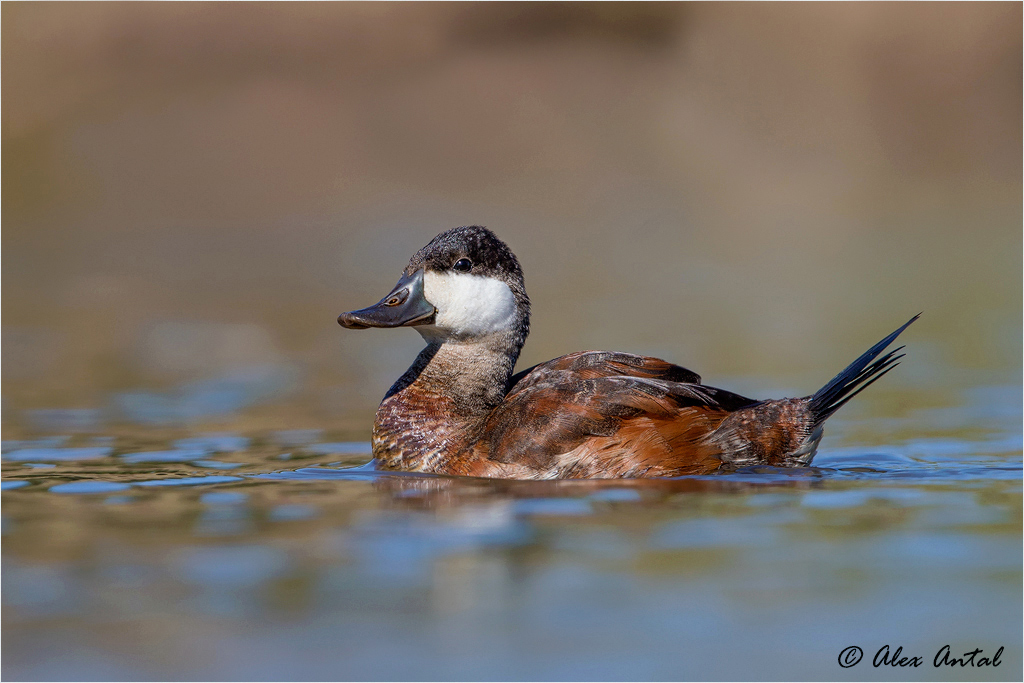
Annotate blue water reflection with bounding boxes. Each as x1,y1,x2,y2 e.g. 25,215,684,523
4,447,112,462
120,449,209,463
50,481,131,494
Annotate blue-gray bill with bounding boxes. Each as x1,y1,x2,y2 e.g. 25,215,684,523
337,269,435,329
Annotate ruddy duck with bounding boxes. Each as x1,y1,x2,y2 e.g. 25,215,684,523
338,226,917,479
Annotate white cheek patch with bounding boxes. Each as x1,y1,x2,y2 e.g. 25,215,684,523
422,271,517,337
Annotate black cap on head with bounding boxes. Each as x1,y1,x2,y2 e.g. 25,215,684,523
406,226,524,285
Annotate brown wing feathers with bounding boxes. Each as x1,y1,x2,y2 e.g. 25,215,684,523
507,351,702,395
484,353,758,476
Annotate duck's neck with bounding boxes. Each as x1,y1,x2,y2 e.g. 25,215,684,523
372,332,524,472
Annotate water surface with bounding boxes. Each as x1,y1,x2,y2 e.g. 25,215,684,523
3,382,1020,681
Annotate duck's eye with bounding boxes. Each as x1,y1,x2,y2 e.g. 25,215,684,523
452,258,473,272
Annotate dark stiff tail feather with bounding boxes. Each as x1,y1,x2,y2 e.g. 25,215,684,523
808,314,920,427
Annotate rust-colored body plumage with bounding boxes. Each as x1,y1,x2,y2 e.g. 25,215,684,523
372,350,819,478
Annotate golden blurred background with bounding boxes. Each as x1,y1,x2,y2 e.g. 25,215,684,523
2,2,1021,435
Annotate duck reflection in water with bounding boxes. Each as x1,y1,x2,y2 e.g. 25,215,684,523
366,470,821,512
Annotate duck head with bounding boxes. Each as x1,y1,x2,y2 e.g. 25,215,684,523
338,226,531,348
